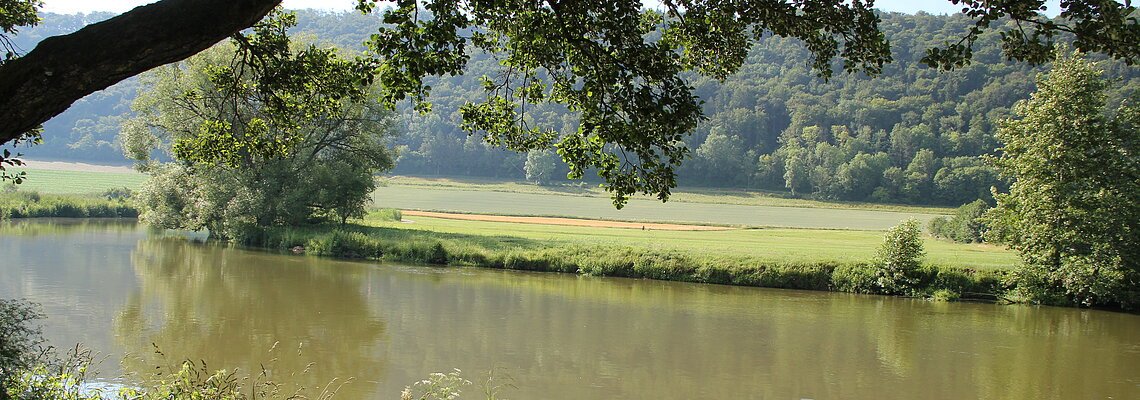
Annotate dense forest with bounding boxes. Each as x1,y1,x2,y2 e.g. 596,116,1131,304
10,10,1140,206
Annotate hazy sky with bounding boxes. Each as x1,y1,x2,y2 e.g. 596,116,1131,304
39,0,1063,16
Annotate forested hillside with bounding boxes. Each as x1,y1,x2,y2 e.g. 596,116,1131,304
13,10,1140,206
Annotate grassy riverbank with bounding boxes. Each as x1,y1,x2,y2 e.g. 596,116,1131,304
0,191,138,219
248,211,1014,299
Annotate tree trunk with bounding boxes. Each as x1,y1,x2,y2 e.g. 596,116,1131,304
0,0,281,144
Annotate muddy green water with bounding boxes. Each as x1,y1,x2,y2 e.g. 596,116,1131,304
1,220,1138,399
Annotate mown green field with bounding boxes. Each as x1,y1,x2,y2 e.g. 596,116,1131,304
360,213,1017,271
372,185,944,231
13,169,145,194
382,175,955,214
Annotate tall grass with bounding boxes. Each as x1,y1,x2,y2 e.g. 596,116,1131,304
0,191,138,219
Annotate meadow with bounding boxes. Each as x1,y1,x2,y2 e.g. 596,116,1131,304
10,168,145,194
380,175,955,214
371,182,946,231
361,213,1017,270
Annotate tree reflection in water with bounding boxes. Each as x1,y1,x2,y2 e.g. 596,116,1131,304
114,238,387,398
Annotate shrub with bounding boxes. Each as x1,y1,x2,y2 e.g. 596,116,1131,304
1,299,48,399
874,219,925,295
929,199,990,243
830,263,880,293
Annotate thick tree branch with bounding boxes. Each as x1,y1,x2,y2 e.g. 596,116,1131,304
0,0,281,145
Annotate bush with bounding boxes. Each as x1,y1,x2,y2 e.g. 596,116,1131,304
1,299,49,398
929,199,990,243
874,219,925,295
830,263,880,293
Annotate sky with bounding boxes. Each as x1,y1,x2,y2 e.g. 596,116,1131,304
39,0,1064,16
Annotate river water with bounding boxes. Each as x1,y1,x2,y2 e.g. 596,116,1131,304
1,219,1138,399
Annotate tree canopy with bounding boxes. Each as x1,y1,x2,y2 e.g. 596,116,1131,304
124,11,395,240
988,50,1140,308
1,0,1139,205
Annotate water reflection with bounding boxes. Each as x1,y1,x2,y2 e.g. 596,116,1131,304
115,239,386,398
357,268,1140,399
2,221,1139,399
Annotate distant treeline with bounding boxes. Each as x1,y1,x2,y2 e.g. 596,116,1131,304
13,10,1140,206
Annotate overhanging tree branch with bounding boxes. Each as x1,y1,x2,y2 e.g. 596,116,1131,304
0,0,281,144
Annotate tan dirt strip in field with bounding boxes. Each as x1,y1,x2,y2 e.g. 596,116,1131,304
400,210,735,231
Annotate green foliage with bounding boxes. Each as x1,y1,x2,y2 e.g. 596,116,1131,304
930,289,961,302
829,263,881,294
874,219,926,295
523,149,559,185
400,369,471,400
989,50,1140,308
0,0,41,62
929,199,990,243
168,10,377,166
366,0,891,207
0,299,48,399
373,208,403,222
922,0,1140,69
124,11,395,241
13,11,1140,207
0,191,138,219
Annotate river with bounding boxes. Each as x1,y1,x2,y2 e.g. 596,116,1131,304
1,219,1138,399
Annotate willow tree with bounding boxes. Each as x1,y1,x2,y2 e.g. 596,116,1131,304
988,51,1140,308
122,11,395,240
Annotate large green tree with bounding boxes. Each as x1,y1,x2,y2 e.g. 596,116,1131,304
988,50,1140,308
122,11,395,240
0,0,1138,204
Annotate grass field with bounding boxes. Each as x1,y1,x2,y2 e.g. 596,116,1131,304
362,213,1017,270
382,175,956,214
12,168,947,231
372,185,944,230
13,168,145,194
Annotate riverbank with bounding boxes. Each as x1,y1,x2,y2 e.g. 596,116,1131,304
247,212,1011,300
0,191,137,219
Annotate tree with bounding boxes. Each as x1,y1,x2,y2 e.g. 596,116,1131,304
524,149,560,185
874,218,926,295
122,11,395,240
1,0,1139,204
988,50,1140,308
692,128,747,185
928,199,990,243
